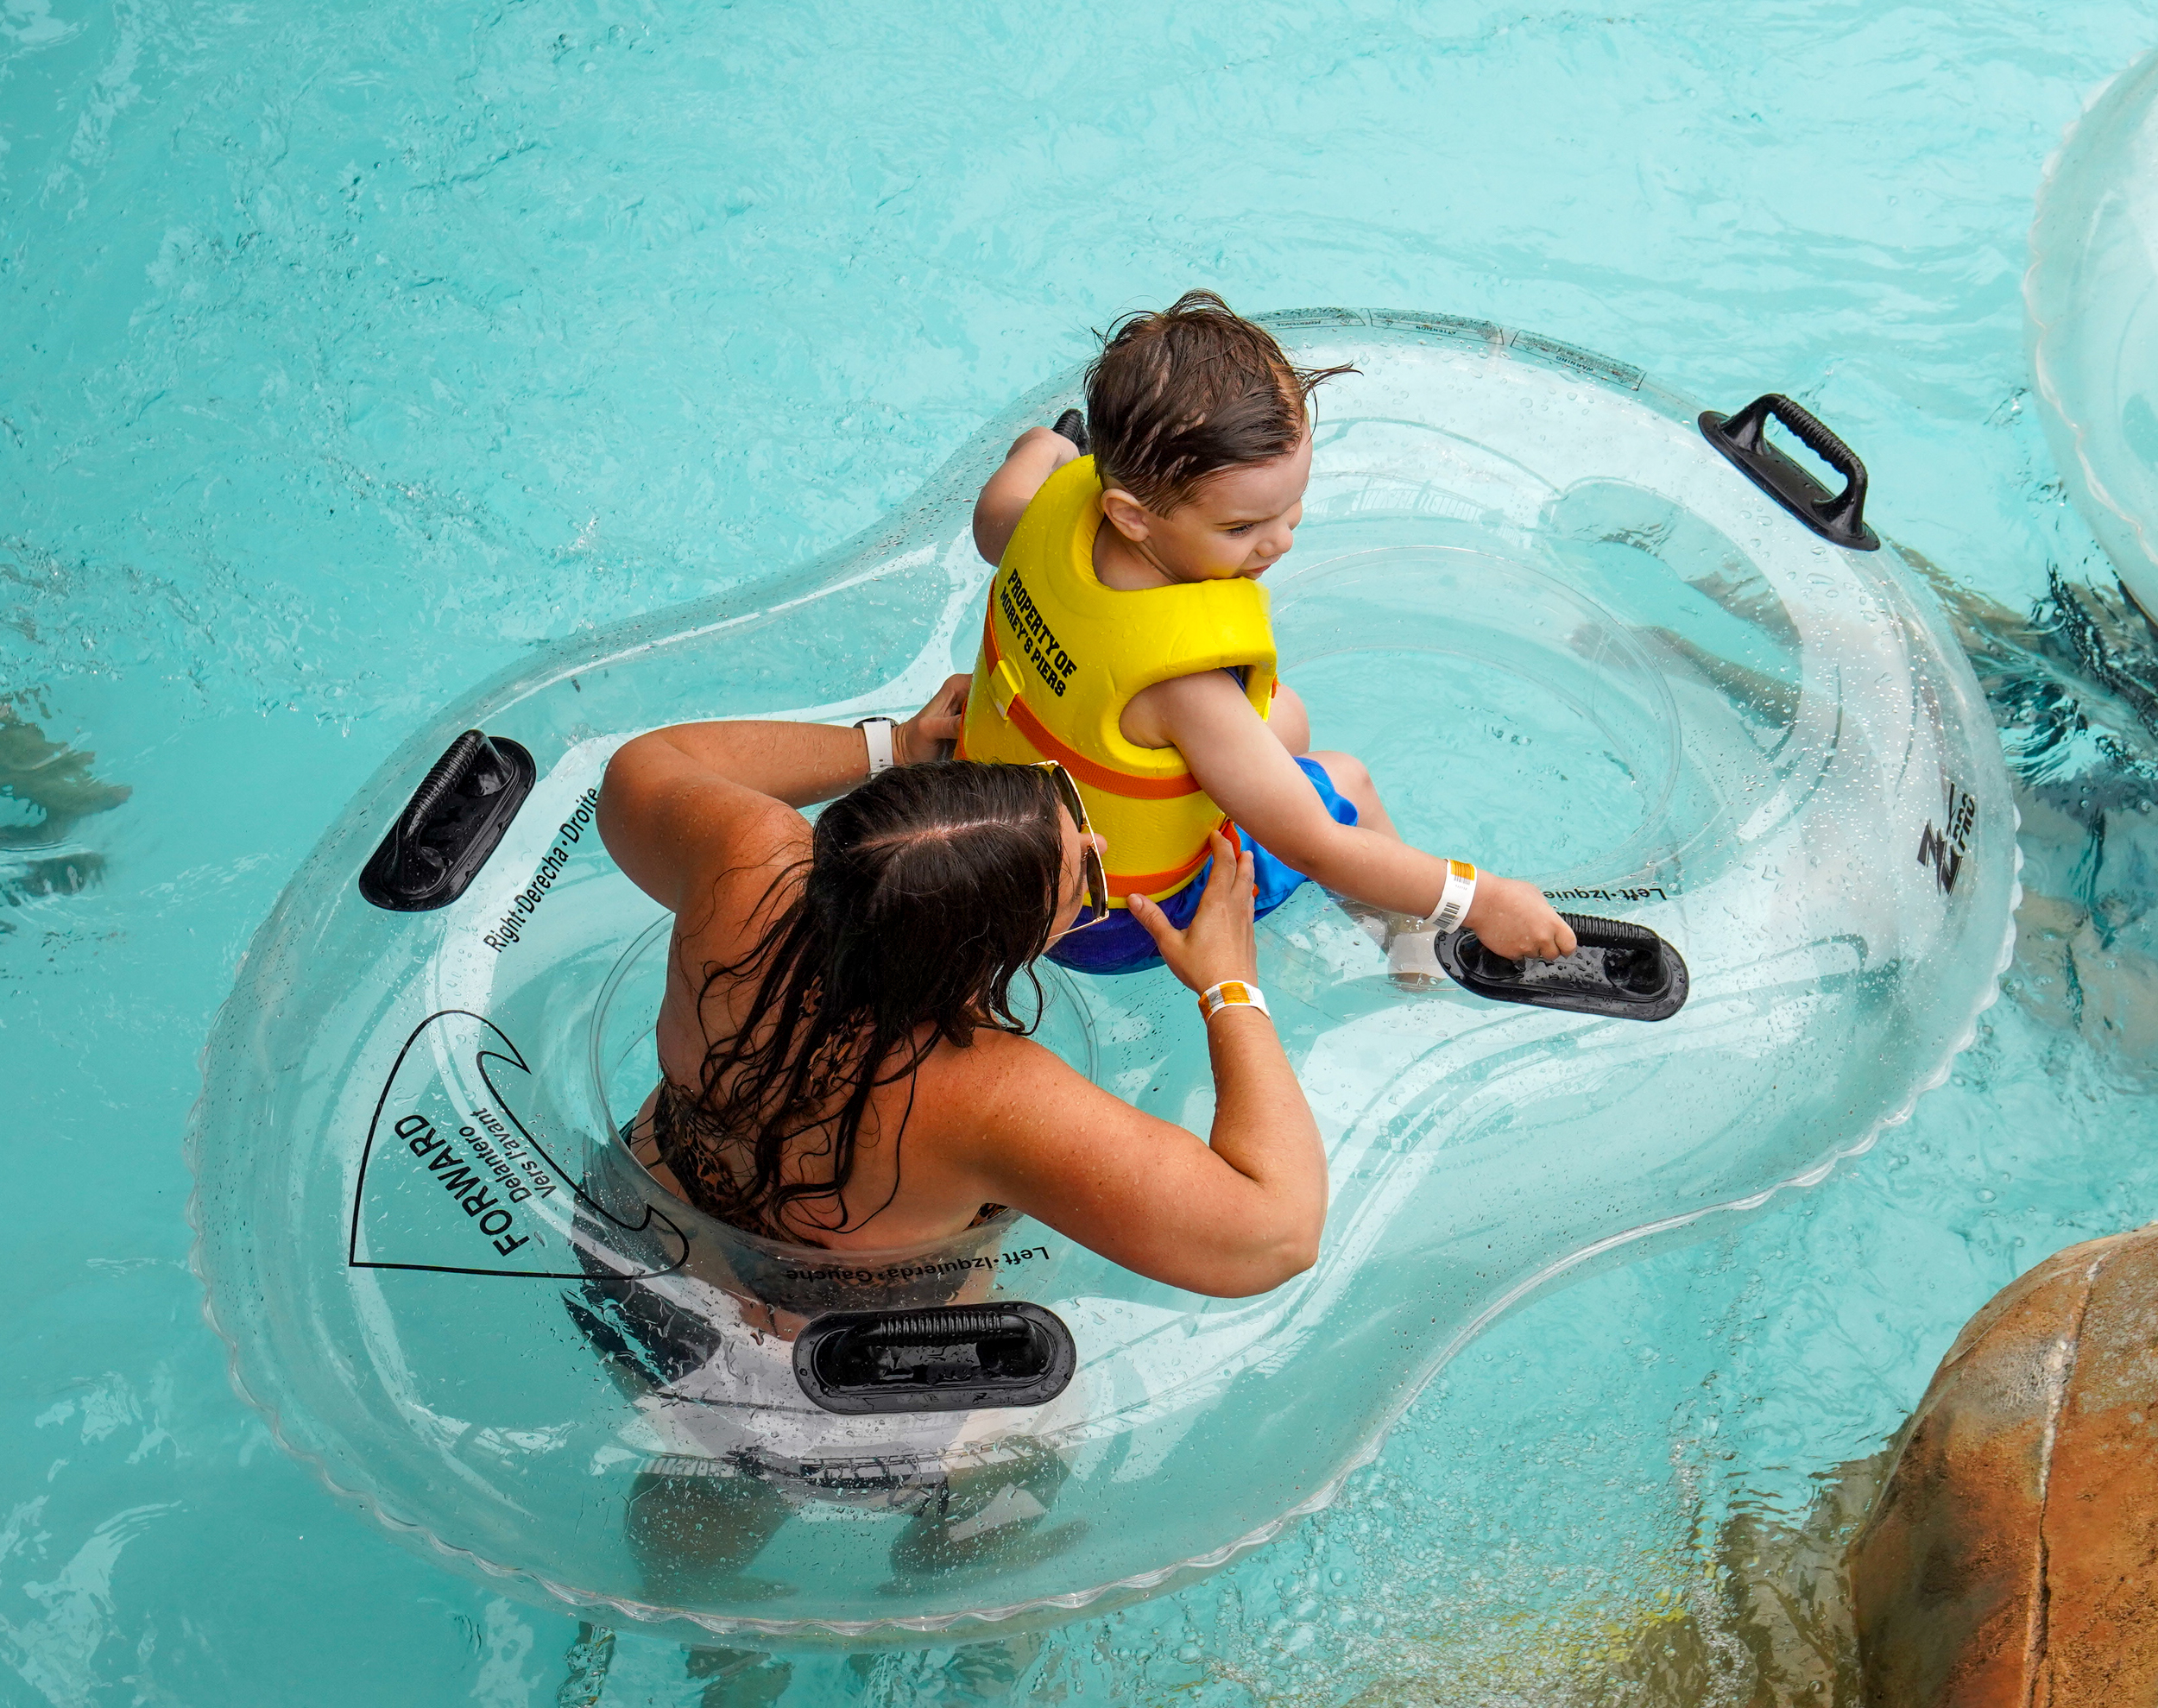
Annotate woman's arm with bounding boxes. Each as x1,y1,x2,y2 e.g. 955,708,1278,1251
972,425,1082,564
598,676,970,913
941,838,1328,1297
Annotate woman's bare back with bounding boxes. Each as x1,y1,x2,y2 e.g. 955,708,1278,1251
638,804,1011,1249
597,699,1327,1297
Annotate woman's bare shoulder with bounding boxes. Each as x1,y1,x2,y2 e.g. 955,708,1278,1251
921,1024,1068,1095
916,1022,1166,1154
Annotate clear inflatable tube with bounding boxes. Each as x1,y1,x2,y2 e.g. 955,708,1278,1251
2028,48,2158,618
186,312,2017,1642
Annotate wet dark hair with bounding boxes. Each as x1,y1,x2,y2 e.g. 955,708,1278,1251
652,760,1064,1242
1084,290,1354,514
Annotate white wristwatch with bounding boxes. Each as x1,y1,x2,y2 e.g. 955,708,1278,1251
855,716,899,776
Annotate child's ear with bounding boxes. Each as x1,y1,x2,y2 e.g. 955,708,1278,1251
1099,488,1153,544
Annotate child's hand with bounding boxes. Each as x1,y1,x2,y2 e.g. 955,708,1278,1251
1465,875,1577,960
896,673,971,764
1127,831,1259,994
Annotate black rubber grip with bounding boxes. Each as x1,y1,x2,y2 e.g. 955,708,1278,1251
857,1310,1031,1346
1052,408,1088,454
1767,396,1852,465
1560,913,1660,951
398,729,485,848
1437,909,1688,1021
1734,394,1868,533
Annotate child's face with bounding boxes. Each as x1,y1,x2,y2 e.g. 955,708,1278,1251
1104,430,1312,583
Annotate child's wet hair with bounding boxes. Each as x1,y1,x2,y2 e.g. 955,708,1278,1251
1084,292,1354,514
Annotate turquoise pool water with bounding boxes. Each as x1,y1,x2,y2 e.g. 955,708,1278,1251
6,2,2158,1702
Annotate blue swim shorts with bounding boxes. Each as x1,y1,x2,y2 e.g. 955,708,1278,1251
1044,756,1358,978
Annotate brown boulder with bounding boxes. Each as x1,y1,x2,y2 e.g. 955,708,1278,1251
1847,1226,2158,1705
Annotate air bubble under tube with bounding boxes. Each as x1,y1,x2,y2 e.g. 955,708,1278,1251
187,312,2016,1643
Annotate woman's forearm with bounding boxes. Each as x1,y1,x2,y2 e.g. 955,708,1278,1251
1202,1009,1328,1283
637,675,967,810
648,719,876,809
600,678,971,912
1116,838,1328,1292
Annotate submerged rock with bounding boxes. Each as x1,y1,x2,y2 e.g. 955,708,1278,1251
0,710,130,850
0,709,129,919
1846,1226,2158,1706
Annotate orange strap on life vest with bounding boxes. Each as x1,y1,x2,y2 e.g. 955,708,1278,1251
1116,821,1243,899
1105,841,1215,898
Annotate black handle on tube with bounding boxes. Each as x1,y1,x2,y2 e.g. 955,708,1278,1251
1700,393,1879,551
358,728,534,911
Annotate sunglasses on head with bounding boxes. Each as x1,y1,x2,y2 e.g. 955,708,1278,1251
1031,761,1109,928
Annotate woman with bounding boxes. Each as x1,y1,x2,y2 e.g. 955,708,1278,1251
597,672,1327,1300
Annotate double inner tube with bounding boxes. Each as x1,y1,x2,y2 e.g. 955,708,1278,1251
2029,47,2158,620
187,311,2016,1642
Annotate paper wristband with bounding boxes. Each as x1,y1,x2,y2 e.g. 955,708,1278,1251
1197,980,1271,1022
1424,859,1479,933
855,716,898,776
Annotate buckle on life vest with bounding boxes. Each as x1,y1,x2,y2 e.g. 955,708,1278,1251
989,659,1025,721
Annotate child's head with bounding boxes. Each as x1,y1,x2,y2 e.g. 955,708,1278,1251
1085,292,1352,582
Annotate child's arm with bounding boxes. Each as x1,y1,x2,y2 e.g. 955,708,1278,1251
972,425,1082,564
1268,681,1311,755
1126,671,1576,959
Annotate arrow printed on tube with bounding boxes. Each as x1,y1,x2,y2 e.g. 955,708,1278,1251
348,1009,689,1280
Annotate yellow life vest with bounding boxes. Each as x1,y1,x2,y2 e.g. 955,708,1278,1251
956,456,1276,904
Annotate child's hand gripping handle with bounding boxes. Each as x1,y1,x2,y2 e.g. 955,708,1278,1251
1463,872,1578,960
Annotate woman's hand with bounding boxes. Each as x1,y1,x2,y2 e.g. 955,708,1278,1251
895,673,971,765
1126,831,1259,993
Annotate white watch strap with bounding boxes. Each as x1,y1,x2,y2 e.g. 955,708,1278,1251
855,717,897,777
1424,859,1479,934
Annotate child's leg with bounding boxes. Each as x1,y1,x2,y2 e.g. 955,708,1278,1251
1305,751,1403,841
1303,751,1445,988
